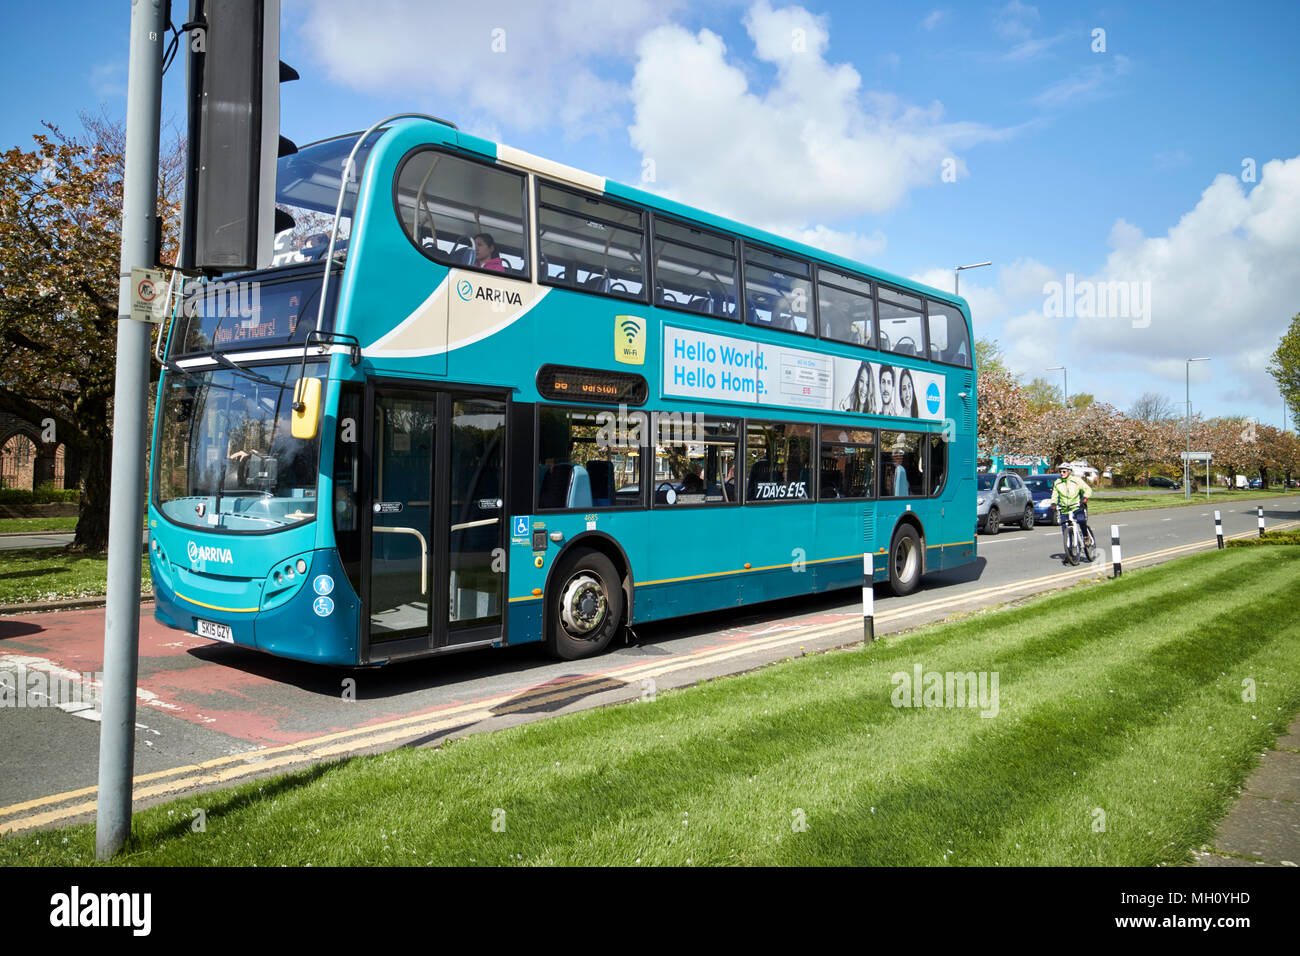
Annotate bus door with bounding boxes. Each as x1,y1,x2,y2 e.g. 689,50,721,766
362,385,506,659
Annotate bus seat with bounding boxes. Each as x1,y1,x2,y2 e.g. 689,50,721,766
586,460,614,507
538,463,573,509
820,469,841,498
450,246,474,265
567,465,592,509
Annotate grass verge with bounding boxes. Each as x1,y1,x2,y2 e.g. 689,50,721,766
3,547,1298,866
0,547,151,605
0,517,79,534
1088,488,1295,516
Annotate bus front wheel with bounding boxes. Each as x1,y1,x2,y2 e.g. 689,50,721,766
546,549,623,660
888,525,923,597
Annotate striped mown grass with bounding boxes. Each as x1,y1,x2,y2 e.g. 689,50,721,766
3,547,1297,866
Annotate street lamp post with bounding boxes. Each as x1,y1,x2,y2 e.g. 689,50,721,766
1185,357,1210,500
1047,365,1068,407
954,261,992,295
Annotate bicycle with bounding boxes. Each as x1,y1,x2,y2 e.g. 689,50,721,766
1061,507,1096,566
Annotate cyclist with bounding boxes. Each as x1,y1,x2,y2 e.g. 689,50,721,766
1051,463,1094,561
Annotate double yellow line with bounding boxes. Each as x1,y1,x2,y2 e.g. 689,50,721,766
2,518,1293,835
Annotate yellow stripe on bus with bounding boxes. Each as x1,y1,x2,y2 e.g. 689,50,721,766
174,592,260,614
510,540,974,599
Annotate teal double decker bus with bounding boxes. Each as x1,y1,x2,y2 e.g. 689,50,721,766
150,114,977,666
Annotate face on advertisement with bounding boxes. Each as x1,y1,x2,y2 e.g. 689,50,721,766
900,370,915,412
879,367,895,406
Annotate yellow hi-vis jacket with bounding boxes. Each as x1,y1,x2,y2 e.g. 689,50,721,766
1051,475,1092,511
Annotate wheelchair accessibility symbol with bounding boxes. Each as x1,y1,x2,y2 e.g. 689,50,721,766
513,515,529,536
313,596,335,617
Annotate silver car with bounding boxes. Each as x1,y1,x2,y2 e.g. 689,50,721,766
975,471,1035,535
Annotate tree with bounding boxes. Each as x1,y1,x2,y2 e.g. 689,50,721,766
975,337,1008,377
1129,391,1176,422
1023,376,1062,413
0,118,181,551
1268,311,1300,428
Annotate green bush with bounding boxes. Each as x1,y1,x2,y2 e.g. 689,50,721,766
0,487,79,505
1226,530,1300,547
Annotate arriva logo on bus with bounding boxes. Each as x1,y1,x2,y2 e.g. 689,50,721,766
456,278,522,306
187,540,233,564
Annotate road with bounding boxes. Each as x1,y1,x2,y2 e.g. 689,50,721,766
0,530,148,551
1,495,1297,833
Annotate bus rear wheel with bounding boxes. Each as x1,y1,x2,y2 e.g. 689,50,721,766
888,524,923,597
546,549,623,661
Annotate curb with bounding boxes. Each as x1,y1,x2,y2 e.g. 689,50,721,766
0,595,154,616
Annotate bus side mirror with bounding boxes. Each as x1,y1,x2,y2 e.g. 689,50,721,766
291,377,322,440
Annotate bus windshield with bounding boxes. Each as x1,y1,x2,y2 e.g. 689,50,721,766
272,130,385,266
154,362,326,533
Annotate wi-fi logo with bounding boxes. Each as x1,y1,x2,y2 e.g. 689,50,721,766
613,315,645,365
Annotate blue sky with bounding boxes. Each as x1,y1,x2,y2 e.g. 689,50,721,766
4,0,1299,427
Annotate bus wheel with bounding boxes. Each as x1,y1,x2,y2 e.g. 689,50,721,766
546,549,623,661
888,524,923,597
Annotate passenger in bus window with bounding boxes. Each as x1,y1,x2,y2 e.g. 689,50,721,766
898,368,919,418
473,233,506,272
841,361,875,414
878,365,896,417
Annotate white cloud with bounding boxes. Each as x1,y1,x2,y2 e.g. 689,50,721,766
922,10,946,30
788,225,887,262
629,2,999,235
967,158,1300,414
289,0,679,136
993,0,1039,42
89,61,126,99
1032,55,1131,108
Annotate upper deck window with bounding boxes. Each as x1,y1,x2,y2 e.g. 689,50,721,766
926,300,972,368
394,150,530,277
537,183,646,301
878,287,926,360
818,268,874,348
653,217,739,319
744,246,813,335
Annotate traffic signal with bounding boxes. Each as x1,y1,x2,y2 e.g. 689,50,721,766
180,0,297,274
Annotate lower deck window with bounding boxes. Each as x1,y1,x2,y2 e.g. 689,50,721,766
745,421,814,502
881,431,923,497
820,427,876,499
537,406,642,509
653,416,739,506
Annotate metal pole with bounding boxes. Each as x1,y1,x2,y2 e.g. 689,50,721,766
1110,525,1121,578
96,0,165,860
1214,510,1223,549
954,269,959,296
1258,505,1265,538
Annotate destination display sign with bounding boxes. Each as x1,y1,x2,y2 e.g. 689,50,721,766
537,364,649,406
662,325,946,421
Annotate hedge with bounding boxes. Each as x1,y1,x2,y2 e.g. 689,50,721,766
0,487,80,505
1226,530,1300,547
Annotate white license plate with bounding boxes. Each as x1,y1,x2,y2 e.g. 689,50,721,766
195,619,233,643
